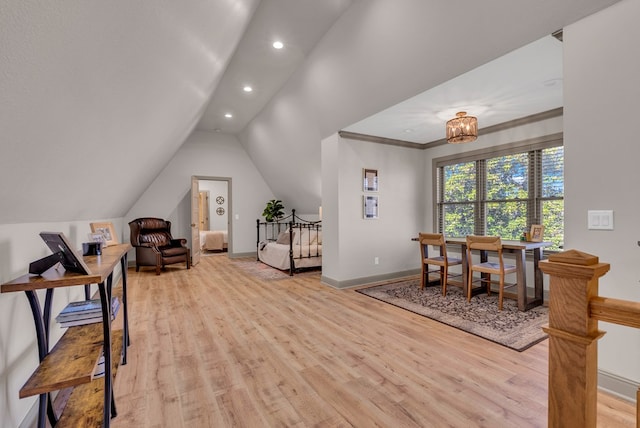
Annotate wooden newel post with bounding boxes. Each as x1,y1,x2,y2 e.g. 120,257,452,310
538,250,610,428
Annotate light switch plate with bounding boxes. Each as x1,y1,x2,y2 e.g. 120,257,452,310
588,210,614,230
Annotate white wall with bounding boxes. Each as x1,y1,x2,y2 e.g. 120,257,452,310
564,0,640,387
125,131,275,255
199,180,228,232
0,218,124,428
321,136,425,286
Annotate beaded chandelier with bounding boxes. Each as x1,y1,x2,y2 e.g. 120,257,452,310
446,111,478,144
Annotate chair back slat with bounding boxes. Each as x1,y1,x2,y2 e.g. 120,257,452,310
466,235,502,252
419,233,445,247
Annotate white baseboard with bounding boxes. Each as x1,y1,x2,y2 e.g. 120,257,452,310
598,369,639,403
321,269,421,289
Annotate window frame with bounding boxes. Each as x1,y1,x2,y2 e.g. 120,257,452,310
433,133,563,246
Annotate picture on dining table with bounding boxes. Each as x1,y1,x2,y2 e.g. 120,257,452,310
529,224,544,242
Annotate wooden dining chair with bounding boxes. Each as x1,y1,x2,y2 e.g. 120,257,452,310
418,233,462,296
466,235,517,310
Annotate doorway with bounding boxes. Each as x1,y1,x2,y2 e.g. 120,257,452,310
190,176,232,266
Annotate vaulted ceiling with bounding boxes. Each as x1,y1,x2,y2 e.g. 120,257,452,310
0,0,621,224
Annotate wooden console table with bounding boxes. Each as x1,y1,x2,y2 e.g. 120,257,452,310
1,243,131,428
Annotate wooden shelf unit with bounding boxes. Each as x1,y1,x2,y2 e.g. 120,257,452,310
1,243,131,428
56,331,124,427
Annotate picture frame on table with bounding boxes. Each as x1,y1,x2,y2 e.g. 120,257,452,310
530,224,544,242
363,195,379,219
363,168,378,192
88,232,108,247
90,222,118,247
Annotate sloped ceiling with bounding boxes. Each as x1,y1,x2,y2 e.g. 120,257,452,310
197,0,354,134
0,0,622,223
0,0,260,224
232,0,620,214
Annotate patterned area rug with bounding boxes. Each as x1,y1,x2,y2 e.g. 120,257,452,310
231,259,321,281
357,278,548,351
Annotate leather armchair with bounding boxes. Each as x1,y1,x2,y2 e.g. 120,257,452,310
128,217,190,275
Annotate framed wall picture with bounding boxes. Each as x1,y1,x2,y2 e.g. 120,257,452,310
363,168,378,192
530,224,544,242
90,222,118,247
363,195,379,219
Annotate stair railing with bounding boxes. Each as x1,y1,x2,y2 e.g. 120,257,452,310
539,249,640,428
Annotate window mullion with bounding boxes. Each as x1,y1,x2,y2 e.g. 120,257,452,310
529,150,542,226
437,167,444,232
476,159,486,235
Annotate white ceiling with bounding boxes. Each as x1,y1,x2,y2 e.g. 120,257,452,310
197,1,564,144
196,0,353,134
343,35,564,144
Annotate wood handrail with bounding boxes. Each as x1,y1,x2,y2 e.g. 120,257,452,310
590,296,640,329
590,296,640,428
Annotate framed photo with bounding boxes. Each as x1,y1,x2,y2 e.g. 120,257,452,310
90,222,118,247
530,224,544,242
363,168,378,192
39,232,91,274
88,232,108,246
363,195,379,219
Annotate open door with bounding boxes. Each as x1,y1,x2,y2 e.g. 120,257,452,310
199,191,210,230
191,176,201,266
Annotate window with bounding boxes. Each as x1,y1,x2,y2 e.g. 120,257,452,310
435,136,563,251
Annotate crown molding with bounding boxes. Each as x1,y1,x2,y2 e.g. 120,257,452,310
340,107,564,150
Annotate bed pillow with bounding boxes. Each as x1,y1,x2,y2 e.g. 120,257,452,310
276,231,290,245
307,230,322,245
297,229,308,245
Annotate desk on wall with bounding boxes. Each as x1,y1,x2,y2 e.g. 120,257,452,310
1,243,131,428
416,237,551,311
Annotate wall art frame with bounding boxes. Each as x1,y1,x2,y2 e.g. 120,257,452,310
363,168,378,192
363,195,379,219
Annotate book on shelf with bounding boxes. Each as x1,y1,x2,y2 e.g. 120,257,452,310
93,346,124,378
56,299,103,317
56,297,120,327
94,353,105,378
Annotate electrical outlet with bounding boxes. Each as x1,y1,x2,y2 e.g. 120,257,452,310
374,257,379,265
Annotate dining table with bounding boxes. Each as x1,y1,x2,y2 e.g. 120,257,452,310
415,236,552,311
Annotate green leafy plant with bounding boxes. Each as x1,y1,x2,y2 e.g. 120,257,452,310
262,199,285,222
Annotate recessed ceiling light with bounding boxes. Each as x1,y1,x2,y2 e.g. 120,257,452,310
243,85,253,92
272,41,284,49
224,113,233,118
404,129,413,133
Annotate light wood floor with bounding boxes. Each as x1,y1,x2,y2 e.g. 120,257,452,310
111,254,635,427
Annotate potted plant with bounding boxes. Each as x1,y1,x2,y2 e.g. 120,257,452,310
262,199,285,222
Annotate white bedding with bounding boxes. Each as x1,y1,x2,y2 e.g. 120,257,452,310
258,242,322,270
200,230,228,251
